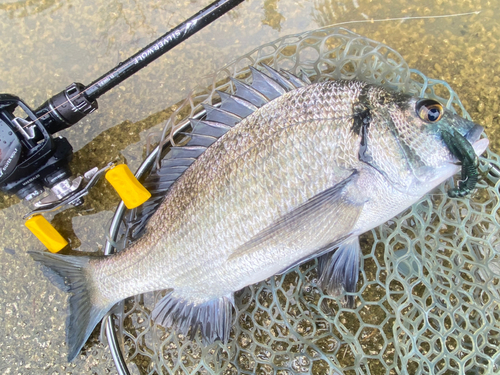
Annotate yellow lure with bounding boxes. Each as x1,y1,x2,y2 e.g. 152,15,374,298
105,164,151,209
25,215,68,253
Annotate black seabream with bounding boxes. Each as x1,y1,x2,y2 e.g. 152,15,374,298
30,66,489,361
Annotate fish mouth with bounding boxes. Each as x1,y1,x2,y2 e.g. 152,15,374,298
465,124,484,143
465,124,490,157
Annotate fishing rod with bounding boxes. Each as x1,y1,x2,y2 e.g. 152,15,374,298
0,0,244,215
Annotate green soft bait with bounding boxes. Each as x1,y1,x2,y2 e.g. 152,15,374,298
442,128,479,197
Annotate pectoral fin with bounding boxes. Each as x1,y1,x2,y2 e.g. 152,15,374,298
228,171,365,262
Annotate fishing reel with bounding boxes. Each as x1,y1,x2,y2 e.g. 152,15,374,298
0,85,110,216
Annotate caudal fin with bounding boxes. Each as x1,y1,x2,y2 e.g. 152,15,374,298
29,251,112,361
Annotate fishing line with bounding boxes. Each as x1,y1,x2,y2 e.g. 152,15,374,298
21,10,481,131
321,10,481,29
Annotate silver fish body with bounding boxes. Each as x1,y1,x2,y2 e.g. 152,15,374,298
30,69,489,361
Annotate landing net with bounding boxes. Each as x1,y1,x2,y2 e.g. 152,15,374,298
107,27,500,375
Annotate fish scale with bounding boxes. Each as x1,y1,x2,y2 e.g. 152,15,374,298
29,66,488,361
92,83,360,299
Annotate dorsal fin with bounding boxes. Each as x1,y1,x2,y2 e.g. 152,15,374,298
261,65,298,91
122,65,312,240
299,69,312,85
161,157,197,168
217,90,258,118
190,119,231,137
179,132,217,147
280,69,309,88
202,104,242,126
169,146,207,159
230,78,270,107
248,66,287,99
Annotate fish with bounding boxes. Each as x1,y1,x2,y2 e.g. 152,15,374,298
29,65,489,361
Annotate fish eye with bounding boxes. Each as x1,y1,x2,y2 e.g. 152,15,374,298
416,99,444,123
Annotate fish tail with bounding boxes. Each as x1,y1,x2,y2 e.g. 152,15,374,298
28,251,112,361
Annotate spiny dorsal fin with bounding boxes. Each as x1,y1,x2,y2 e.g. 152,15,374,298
161,157,197,168
179,132,218,147
230,78,270,107
280,69,309,88
169,145,207,159
216,90,258,118
156,165,189,176
202,103,242,126
298,68,312,85
261,65,298,91
248,66,288,100
190,119,231,137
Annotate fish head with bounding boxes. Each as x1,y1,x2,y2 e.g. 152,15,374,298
360,86,489,196
401,96,489,194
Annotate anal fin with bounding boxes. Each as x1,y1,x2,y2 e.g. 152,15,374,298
152,292,234,345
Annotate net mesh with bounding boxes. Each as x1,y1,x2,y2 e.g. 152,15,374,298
110,27,500,375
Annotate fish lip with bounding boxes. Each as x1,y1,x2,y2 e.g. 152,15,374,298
465,124,484,143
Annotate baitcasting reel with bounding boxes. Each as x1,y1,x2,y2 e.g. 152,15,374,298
0,86,101,214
